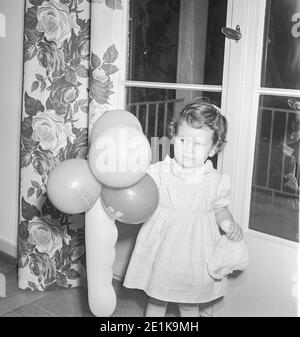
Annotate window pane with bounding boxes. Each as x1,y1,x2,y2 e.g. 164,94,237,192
127,0,227,85
126,87,220,166
249,95,300,242
261,0,300,90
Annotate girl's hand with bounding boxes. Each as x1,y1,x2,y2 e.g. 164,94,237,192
226,222,243,241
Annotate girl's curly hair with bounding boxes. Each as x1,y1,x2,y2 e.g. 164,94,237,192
167,97,228,153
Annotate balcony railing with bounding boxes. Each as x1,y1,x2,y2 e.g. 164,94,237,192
127,101,299,203
253,107,299,203
127,98,184,139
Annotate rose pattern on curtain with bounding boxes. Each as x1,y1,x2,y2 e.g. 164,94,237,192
18,0,121,291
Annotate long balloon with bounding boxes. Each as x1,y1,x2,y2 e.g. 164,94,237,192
85,197,118,316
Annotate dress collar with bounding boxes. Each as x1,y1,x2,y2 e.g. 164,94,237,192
164,155,213,183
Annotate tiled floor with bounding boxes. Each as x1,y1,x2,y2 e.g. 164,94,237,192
0,253,179,317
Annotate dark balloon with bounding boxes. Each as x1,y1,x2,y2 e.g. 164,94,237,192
101,174,159,224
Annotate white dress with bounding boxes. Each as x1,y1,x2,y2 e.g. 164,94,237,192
123,155,231,303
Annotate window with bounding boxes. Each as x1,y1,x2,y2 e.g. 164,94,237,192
124,0,227,165
261,0,300,90
249,0,300,242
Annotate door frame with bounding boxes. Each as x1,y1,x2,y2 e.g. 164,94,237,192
221,0,266,233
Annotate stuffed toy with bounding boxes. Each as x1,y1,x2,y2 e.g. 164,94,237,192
207,220,249,280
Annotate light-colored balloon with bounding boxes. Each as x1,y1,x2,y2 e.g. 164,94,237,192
85,198,118,317
47,159,101,214
88,125,151,188
90,109,143,144
101,174,159,224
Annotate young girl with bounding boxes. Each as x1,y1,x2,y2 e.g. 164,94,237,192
123,97,243,317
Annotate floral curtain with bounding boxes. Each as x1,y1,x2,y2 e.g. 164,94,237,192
18,0,122,291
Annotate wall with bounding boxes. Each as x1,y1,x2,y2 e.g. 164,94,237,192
0,0,24,257
225,233,298,316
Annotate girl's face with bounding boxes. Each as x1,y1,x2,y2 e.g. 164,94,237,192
174,121,216,168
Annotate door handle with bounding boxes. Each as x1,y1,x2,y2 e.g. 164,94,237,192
221,25,242,42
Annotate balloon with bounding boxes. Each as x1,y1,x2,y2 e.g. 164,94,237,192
47,159,102,214
101,174,159,224
88,125,152,188
85,198,118,317
90,110,143,144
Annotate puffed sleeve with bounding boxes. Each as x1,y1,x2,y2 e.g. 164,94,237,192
214,173,231,213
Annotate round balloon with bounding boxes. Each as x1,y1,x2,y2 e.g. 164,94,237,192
90,110,143,144
47,159,102,214
88,125,152,188
101,174,159,224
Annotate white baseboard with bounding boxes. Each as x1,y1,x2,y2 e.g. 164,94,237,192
0,236,17,258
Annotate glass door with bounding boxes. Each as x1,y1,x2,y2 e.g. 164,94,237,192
113,0,232,292
222,0,299,316
249,0,300,243
112,0,299,316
